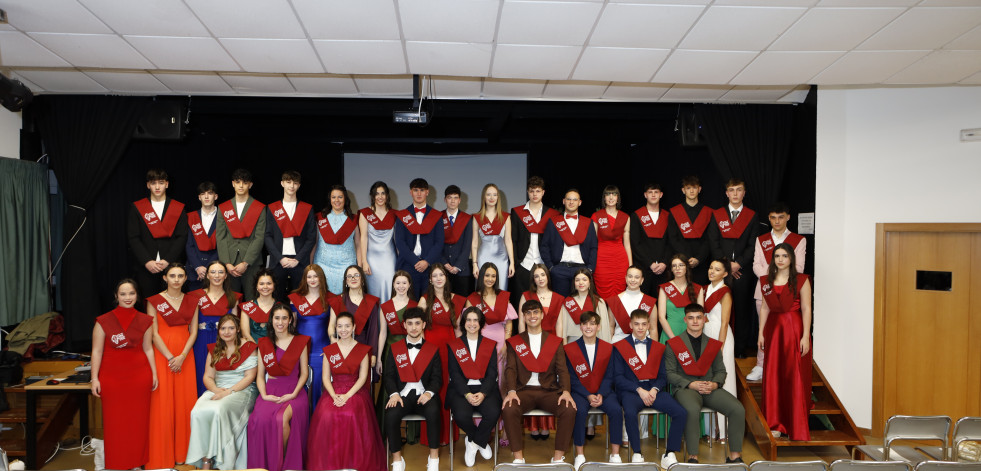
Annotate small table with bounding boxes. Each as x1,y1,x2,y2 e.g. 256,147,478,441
24,370,90,469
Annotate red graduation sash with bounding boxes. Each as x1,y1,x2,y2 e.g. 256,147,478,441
258,335,310,376
423,294,464,328
660,282,702,308
474,212,509,236
316,212,357,245
219,199,266,239
187,211,216,251
512,206,560,234
591,209,628,240
467,291,511,324
324,342,372,375
758,232,804,264
329,294,380,335
239,300,270,324
667,335,721,377
564,340,613,394
381,299,416,335
288,292,326,317
391,340,439,383
360,207,396,231
634,208,669,238
442,211,472,245
760,274,808,313
147,293,197,327
448,337,496,380
714,207,755,239
133,198,184,239
507,333,562,373
195,289,241,317
97,307,152,349
563,296,595,325
211,341,257,371
268,200,312,238
703,285,731,314
670,204,713,239
550,214,590,246
523,291,565,334
605,293,656,334
614,338,664,381
396,207,443,235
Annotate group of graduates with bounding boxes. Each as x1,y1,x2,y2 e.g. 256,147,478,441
90,168,813,471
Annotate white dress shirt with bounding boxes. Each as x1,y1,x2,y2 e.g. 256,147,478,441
281,200,297,256
398,340,429,397
467,337,481,386
559,215,585,264
526,332,543,387
520,203,545,270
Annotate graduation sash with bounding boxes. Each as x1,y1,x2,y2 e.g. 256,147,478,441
211,341,257,371
669,204,713,239
760,274,809,313
360,207,396,231
614,338,664,381
195,290,241,318
442,211,472,245
592,209,628,240
449,336,496,380
239,300,270,324
324,342,372,375
381,299,416,335
564,340,613,394
512,206,559,234
396,207,443,235
634,208,669,238
467,291,511,324
550,214,590,246
391,340,439,383
329,294,379,335
268,200,312,238
660,282,702,308
219,199,265,239
523,291,565,334
606,293,656,334
507,333,562,373
714,207,755,239
316,212,357,245
258,335,310,377
134,198,184,239
97,308,152,349
563,296,595,325
703,285,731,314
147,293,196,327
187,211,216,251
474,212,508,236
667,335,721,377
424,294,464,328
288,292,326,317
759,232,804,264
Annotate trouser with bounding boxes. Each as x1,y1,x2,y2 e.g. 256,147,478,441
640,267,670,299
385,391,442,453
571,392,623,447
501,387,576,453
447,386,502,448
730,271,756,356
271,258,305,303
448,271,473,299
227,262,262,300
675,388,745,455
511,264,533,305
549,263,585,297
620,390,687,453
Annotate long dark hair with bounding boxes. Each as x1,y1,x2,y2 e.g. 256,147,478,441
669,254,697,304
265,303,297,343
369,181,392,211
476,262,502,297
343,264,368,298
322,184,353,218
424,264,456,326
206,260,238,308
572,268,599,309
767,243,799,297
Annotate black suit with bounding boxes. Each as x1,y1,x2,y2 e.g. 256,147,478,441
383,341,443,452
668,202,716,285
263,202,317,302
710,207,762,355
126,198,188,298
629,209,675,296
445,335,502,448
509,205,552,306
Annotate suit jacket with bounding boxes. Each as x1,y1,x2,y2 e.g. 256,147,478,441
664,332,727,391
668,202,715,265
613,336,668,394
215,196,267,267
185,208,218,273
263,200,316,266
440,212,473,275
394,205,445,270
504,331,571,393
566,337,615,399
446,335,499,398
629,209,674,274
540,217,598,271
710,207,761,269
126,197,188,265
383,340,443,397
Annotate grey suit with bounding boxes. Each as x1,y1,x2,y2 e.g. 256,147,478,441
216,196,267,300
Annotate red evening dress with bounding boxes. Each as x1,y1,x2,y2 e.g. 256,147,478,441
420,294,465,446
592,209,629,299
761,274,813,441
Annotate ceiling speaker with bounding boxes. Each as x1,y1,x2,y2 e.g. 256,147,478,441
133,101,185,141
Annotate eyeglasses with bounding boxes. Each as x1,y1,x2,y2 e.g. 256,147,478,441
346,273,361,279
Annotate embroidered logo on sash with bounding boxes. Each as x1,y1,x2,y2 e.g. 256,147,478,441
318,218,327,229
665,285,676,295
263,352,274,364
640,302,652,312
719,220,730,229
640,215,651,224
481,222,491,232
575,363,587,375
329,353,341,364
678,351,690,362
396,352,408,363
111,333,125,345
455,347,467,358
680,221,691,231
598,217,608,226
515,343,527,354
223,209,235,219
402,214,413,224
367,214,378,223
522,215,533,224
273,208,285,218
143,211,155,222
191,222,202,232
762,239,773,249
156,302,169,314
628,356,640,367
385,311,396,322
555,220,567,230
762,283,773,296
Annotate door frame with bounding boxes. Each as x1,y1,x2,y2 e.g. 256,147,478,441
872,223,981,436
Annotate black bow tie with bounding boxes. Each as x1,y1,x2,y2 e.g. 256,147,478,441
408,342,423,349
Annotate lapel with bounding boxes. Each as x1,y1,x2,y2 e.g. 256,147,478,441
679,332,707,360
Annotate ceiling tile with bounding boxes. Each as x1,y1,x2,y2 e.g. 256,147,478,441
817,0,916,5
14,70,108,93
151,73,234,94
945,25,981,49
9,73,44,93
78,0,208,37
220,74,295,94
0,31,71,67
718,85,798,102
679,6,806,50
2,0,111,34
84,71,170,93
770,8,905,51
430,76,483,99
287,75,360,95
0,24,14,31
589,4,704,48
653,50,758,84
482,78,547,98
731,51,844,85
399,0,501,43
125,36,241,71
778,86,812,103
609,0,710,3
885,50,981,83
858,7,981,50
960,70,981,84
810,50,929,84
28,33,155,68
313,40,406,75
542,81,609,99
353,75,414,96
220,39,324,73
292,0,400,40
572,47,670,82
406,42,493,77
660,84,731,101
492,44,582,80
185,0,305,39
602,82,672,101
714,0,816,4
498,1,603,46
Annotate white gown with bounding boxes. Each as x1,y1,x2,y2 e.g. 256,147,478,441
186,353,259,470
703,281,736,438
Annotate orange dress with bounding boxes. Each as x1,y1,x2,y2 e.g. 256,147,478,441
146,294,199,468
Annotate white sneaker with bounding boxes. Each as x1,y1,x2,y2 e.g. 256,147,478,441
661,452,679,468
513,458,526,464
574,454,586,470
746,366,763,381
632,453,645,463
551,456,566,463
479,442,492,460
392,457,406,471
464,437,478,467
609,454,622,463
427,457,439,471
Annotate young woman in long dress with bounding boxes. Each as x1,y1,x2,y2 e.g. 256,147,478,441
375,271,418,435
562,268,611,344
190,260,241,395
289,264,332,407
417,264,465,446
313,185,360,295
328,265,383,381
471,183,514,290
657,254,704,343
703,259,736,440
359,181,397,301
591,185,632,299
240,268,276,342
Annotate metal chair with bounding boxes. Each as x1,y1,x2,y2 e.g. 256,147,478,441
914,462,981,471
917,417,981,461
306,365,314,410
388,413,427,466
449,410,500,471
494,463,575,471
496,409,554,465
629,407,662,457
750,460,829,471
668,461,752,471
853,415,951,463
831,459,913,471
581,462,661,471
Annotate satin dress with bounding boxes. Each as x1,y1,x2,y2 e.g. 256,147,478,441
314,212,357,295
186,352,259,470
293,298,331,407
364,211,396,300
247,346,309,471
475,214,510,291
762,279,813,441
703,282,736,438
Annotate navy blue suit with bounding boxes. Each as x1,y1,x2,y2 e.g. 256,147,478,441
394,205,445,297
540,216,597,296
613,336,687,453
566,338,623,447
440,211,473,297
263,202,317,301
185,209,218,292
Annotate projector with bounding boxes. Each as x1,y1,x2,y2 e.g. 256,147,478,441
393,110,428,124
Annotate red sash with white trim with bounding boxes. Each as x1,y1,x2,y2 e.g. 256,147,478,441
381,299,416,335
97,307,152,349
605,293,656,334
474,212,509,236
670,204,713,239
219,199,266,239
316,212,357,245
195,290,242,317
592,209,628,240
423,294,464,328
134,198,184,239
550,214,590,246
211,341,257,371
239,300,271,324
268,200,312,238
614,338,664,381
512,206,560,234
759,232,804,264
714,207,755,239
523,291,565,335
563,296,595,325
324,342,372,375
660,282,702,308
396,207,443,235
187,211,216,251
328,294,379,335
360,207,396,231
391,340,439,383
288,292,326,317
634,208,669,238
507,333,561,373
564,340,613,394
449,337,496,380
760,274,809,313
442,211,472,245
147,293,197,327
703,285,731,314
667,336,721,377
258,335,310,377
467,291,511,324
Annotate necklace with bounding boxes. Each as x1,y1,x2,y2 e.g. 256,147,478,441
164,291,184,301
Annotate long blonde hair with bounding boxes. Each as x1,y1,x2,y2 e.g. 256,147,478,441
476,183,504,224
210,314,243,367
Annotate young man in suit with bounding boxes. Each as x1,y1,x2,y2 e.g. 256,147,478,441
185,181,219,292
216,168,266,300
510,176,560,305
540,189,598,297
665,304,745,463
394,178,445,298
440,184,473,297
384,307,442,471
264,170,316,301
630,183,674,297
669,175,717,285
127,168,188,298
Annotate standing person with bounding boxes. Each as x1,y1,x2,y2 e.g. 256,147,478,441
394,178,445,297
669,176,715,285
703,259,736,439
440,185,473,297
265,171,316,302
630,183,673,296
592,185,632,299
248,303,310,471
127,169,188,299
510,176,560,306
146,263,199,469
216,168,266,300
190,260,241,395
91,279,156,470
289,264,332,407
328,265,383,381
376,271,418,432
471,183,515,290
239,268,276,342
562,268,611,343
758,243,813,440
359,181,398,301
446,307,502,467
606,265,657,344
186,181,219,292
313,184,360,295
541,189,598,297
658,255,705,343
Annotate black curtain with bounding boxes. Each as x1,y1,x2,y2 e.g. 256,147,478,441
32,95,149,350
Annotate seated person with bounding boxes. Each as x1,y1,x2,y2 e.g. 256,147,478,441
613,309,687,467
665,304,746,463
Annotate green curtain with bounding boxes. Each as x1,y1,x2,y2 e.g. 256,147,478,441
0,158,50,324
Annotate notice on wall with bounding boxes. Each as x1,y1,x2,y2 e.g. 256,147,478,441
798,212,814,234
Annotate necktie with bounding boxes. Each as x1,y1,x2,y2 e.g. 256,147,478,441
449,215,455,226
415,207,426,214
731,210,739,221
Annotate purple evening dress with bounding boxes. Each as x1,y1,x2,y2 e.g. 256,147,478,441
307,371,386,470
246,347,309,471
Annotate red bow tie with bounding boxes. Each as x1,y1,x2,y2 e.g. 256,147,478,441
414,207,426,214
565,214,576,220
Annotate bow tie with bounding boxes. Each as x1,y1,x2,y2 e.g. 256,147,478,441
635,338,649,346
407,341,424,349
565,214,577,220
414,207,426,214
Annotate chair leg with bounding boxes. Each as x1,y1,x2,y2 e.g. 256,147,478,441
494,419,499,465
449,410,454,471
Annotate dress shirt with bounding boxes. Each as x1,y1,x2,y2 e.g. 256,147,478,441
647,208,660,226
520,203,545,270
446,209,458,228
466,337,481,386
201,208,217,235
413,206,425,256
282,200,297,256
151,199,165,260
584,341,596,368
686,332,702,361
398,340,431,397
526,332,542,387
559,215,585,264
236,200,247,218
633,335,649,365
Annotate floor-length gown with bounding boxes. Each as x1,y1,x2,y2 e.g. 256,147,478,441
314,212,357,295
247,337,310,471
191,289,241,395
761,274,812,441
658,282,703,344
703,282,736,439
96,307,153,470
361,208,396,300
420,294,465,446
474,212,510,290
240,299,270,340
592,209,630,299
291,292,331,406
332,294,381,382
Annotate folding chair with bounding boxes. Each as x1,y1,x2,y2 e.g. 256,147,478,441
913,462,981,471
581,462,661,471
493,462,575,471
852,415,951,463
917,417,981,461
668,461,751,471
449,410,499,471
751,460,829,471
495,409,554,465
831,459,913,471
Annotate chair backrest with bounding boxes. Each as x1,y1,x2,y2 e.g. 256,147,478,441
884,415,952,446
751,460,828,471
954,417,981,443
914,462,981,471
668,462,751,471
581,462,660,471
494,463,575,471
831,459,912,471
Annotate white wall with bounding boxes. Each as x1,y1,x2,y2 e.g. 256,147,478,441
0,108,20,159
815,85,981,429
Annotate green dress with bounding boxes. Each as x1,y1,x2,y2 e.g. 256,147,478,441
659,283,701,343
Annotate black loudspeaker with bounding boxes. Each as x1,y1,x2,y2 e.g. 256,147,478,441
133,101,185,141
678,108,706,147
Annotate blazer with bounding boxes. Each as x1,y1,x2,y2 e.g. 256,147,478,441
185,208,218,274
566,337,615,399
668,202,715,265
263,201,316,267
539,217,598,271
503,331,571,393
383,340,443,397
394,205,445,270
664,332,727,391
710,208,762,269
446,335,499,398
126,197,188,265
215,196,267,267
613,335,668,394
440,213,473,275
629,209,674,274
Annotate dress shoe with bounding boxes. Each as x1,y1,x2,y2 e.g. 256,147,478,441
727,457,745,463
688,457,700,463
